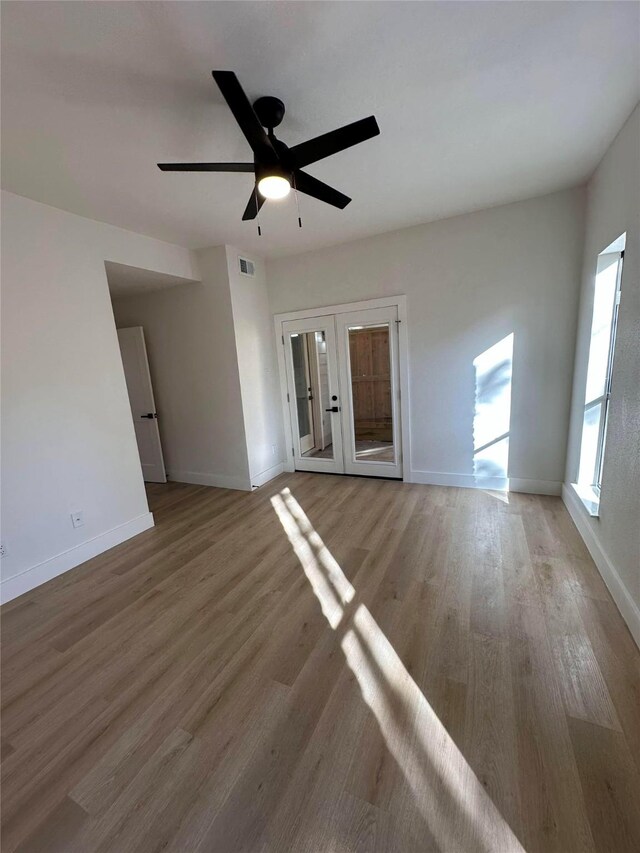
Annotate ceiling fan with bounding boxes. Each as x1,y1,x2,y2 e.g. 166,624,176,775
158,70,380,224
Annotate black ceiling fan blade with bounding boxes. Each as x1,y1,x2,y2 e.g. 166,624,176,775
158,163,255,172
212,70,278,163
242,187,266,221
291,116,380,169
294,170,351,209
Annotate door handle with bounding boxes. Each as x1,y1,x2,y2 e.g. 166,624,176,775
141,413,157,419
325,406,340,412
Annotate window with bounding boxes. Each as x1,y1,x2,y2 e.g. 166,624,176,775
576,234,625,513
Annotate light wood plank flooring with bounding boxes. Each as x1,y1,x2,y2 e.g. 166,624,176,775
2,473,639,852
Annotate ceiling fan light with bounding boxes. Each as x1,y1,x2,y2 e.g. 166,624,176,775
258,175,291,200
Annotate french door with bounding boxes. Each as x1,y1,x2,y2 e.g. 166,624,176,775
282,305,402,479
283,316,345,474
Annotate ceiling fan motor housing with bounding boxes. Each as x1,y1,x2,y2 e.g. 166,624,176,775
255,160,291,183
255,135,293,185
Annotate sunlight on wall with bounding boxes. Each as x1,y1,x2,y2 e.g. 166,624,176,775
473,334,514,486
271,487,525,852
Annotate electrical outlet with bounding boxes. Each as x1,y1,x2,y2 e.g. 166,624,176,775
0,543,6,558
71,511,84,529
272,444,278,457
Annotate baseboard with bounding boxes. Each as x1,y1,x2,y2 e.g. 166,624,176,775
0,512,155,605
251,462,285,489
167,469,252,492
410,469,508,490
409,469,561,495
562,484,640,649
508,477,562,496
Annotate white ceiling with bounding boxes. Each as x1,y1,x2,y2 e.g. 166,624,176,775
2,1,638,258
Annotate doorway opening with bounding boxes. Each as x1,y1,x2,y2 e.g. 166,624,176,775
106,261,200,486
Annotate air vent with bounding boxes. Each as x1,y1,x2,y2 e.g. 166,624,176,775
238,257,255,277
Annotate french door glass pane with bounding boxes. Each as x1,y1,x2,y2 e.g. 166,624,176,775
347,323,394,463
289,331,334,460
290,334,310,438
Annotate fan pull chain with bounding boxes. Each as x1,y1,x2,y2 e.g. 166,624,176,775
292,173,302,228
255,185,262,236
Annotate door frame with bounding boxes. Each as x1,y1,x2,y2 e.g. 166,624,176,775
274,295,410,481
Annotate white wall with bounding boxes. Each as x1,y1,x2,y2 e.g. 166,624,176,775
111,247,252,492
1,191,199,601
267,187,586,493
563,105,640,646
225,247,284,486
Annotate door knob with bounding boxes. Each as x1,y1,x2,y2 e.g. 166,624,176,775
325,406,339,413
141,413,157,419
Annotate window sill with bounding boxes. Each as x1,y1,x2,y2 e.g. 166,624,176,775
571,482,600,517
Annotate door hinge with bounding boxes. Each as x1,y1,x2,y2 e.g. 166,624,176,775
287,392,290,402
281,335,285,345
292,446,295,457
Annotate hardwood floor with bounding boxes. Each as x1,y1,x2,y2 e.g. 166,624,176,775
1,473,639,852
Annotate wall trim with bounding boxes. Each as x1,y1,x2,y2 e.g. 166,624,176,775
562,483,640,649
168,469,251,492
409,469,562,495
0,512,155,605
273,293,408,324
251,462,285,489
508,477,562,495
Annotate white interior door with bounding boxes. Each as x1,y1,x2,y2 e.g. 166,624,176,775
117,326,167,483
336,306,403,478
283,317,344,474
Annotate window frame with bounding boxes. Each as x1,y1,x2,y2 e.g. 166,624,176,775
585,250,624,495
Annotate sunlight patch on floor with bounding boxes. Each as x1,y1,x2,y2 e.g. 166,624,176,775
482,489,510,504
273,489,354,628
271,487,525,852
